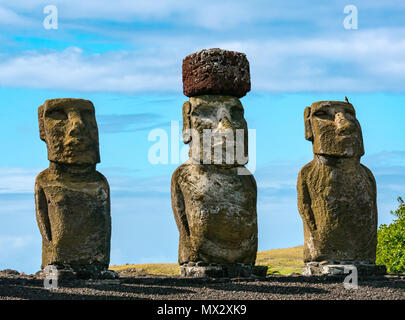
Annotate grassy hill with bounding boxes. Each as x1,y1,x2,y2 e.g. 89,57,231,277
110,246,304,276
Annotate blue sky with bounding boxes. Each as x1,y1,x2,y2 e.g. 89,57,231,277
0,1,404,273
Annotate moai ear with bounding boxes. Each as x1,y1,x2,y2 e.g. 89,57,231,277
182,101,192,144
304,106,313,141
38,105,46,142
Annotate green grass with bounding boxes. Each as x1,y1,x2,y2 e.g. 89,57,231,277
256,246,304,275
110,263,180,276
110,246,304,276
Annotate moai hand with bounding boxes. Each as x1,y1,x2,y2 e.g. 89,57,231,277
171,49,262,278
297,100,385,276
35,98,116,280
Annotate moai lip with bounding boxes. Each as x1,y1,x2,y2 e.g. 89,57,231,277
35,98,116,280
173,49,259,278
297,100,382,275
182,48,251,98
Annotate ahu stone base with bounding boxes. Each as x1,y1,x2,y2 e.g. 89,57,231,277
180,263,268,279
43,265,119,281
303,261,387,277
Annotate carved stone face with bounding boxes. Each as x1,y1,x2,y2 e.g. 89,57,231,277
182,95,248,165
38,98,100,165
304,101,364,158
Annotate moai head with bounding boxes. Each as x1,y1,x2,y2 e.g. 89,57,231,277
304,101,364,158
38,98,100,165
182,48,251,165
182,95,248,165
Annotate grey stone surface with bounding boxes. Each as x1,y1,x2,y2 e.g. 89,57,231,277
172,95,258,271
180,263,260,278
303,262,387,277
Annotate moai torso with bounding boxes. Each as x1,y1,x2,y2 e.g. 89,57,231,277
298,158,377,262
297,101,377,263
172,49,258,269
35,165,111,269
35,98,112,275
172,161,257,264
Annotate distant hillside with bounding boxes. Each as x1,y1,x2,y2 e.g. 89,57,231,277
110,246,304,276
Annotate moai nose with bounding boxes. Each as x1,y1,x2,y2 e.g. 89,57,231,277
217,108,233,129
68,112,85,136
335,112,354,135
218,116,233,131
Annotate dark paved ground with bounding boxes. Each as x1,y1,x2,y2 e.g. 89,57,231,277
0,269,404,300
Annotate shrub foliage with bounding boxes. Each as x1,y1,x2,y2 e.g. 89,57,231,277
376,197,405,273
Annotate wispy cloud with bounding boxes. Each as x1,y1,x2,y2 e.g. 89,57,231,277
0,6,35,28
1,1,405,93
2,0,405,31
363,150,405,167
0,47,181,93
0,235,33,251
0,167,38,194
1,27,405,93
98,113,170,133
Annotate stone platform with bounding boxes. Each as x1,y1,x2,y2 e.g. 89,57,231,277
42,265,119,281
180,263,268,279
303,261,387,277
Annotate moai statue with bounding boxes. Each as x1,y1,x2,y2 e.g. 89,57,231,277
35,98,117,280
297,100,386,276
171,49,266,278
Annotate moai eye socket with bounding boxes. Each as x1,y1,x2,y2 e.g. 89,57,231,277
192,106,211,118
47,109,68,121
230,105,244,120
345,109,356,117
81,109,95,122
313,109,332,120
81,109,93,117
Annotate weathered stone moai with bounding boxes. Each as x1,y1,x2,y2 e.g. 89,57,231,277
35,98,117,280
172,48,266,278
298,100,386,276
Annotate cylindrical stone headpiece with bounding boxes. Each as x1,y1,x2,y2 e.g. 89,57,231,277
182,48,251,98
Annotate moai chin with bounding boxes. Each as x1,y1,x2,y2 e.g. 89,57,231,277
297,100,386,276
35,98,117,280
171,48,264,278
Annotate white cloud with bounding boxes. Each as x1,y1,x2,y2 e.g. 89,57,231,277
0,167,38,194
1,0,257,30
2,0,405,30
0,6,35,27
363,150,405,167
1,27,405,93
0,236,33,250
0,46,181,93
216,28,405,92
0,0,315,30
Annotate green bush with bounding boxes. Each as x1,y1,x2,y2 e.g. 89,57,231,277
376,197,405,274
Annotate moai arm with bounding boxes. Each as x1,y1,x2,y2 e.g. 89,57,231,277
297,168,316,233
247,172,258,202
35,180,52,242
101,173,112,255
362,164,378,225
171,169,190,238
